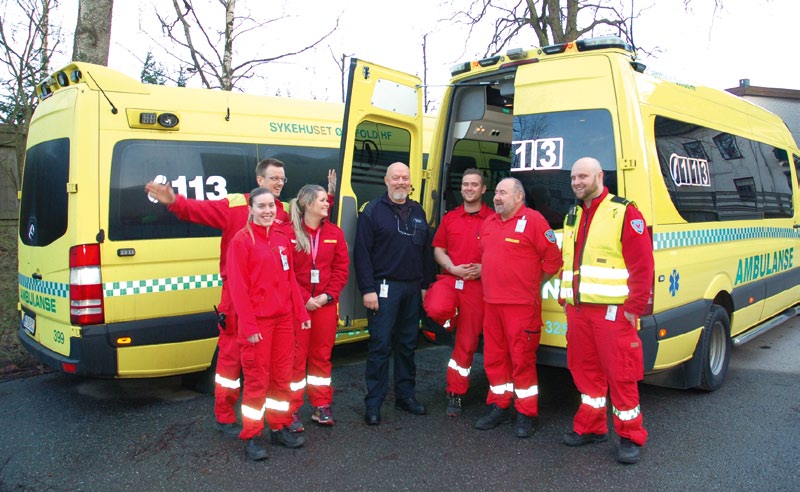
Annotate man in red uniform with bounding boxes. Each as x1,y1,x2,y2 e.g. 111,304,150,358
476,177,562,438
144,158,334,439
560,157,654,465
423,169,491,417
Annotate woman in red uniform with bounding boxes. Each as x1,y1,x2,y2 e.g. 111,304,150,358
287,184,349,429
227,188,310,461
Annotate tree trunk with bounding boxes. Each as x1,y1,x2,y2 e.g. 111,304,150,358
72,0,114,65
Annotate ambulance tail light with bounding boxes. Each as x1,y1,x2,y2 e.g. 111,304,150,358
69,244,105,326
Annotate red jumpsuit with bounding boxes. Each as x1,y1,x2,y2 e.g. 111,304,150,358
563,188,654,446
227,223,309,439
423,203,491,396
167,194,289,426
480,207,562,417
289,220,350,412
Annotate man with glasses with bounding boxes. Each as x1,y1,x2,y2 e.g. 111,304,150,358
354,162,434,425
144,157,335,444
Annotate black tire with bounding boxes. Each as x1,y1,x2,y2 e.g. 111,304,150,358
181,347,218,395
697,305,731,392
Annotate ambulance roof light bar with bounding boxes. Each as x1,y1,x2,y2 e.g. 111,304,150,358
539,35,633,56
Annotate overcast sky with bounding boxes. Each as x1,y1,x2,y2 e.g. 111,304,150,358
52,0,797,105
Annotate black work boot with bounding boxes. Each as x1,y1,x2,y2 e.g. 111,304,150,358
562,430,609,446
269,427,305,448
514,412,534,438
214,421,242,439
245,437,269,461
474,404,510,430
616,437,641,464
446,393,463,417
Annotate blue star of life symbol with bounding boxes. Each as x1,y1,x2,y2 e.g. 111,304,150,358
669,269,680,297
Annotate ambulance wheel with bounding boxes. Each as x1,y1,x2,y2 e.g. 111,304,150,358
697,305,731,392
181,348,218,395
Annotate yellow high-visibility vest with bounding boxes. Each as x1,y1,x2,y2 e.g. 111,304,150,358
561,195,633,305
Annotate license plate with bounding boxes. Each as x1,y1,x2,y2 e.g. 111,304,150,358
21,312,36,336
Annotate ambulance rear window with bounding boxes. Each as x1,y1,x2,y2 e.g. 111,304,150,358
19,138,69,247
510,109,618,229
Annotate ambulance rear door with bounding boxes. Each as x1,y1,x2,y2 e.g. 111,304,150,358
336,59,423,331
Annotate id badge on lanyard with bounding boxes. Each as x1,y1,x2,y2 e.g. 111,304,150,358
379,279,389,298
310,229,321,283
515,215,527,233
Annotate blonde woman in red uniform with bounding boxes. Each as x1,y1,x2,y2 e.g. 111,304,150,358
287,185,349,430
227,188,310,461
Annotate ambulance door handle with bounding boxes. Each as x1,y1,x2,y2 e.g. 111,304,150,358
794,224,800,229
32,273,42,280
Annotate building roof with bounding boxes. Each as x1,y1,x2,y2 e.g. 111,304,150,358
726,84,800,99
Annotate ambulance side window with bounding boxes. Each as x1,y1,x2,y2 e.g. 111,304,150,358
256,145,339,204
794,154,800,186
109,140,255,241
654,116,794,222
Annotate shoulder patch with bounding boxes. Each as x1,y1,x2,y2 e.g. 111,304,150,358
228,193,248,207
545,229,557,243
629,219,645,235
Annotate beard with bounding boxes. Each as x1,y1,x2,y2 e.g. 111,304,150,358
391,191,408,202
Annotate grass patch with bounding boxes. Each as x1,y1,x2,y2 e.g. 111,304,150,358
0,222,37,373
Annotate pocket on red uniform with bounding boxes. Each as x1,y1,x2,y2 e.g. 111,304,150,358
617,335,644,382
240,342,256,363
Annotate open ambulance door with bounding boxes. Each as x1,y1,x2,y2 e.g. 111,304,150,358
336,59,423,332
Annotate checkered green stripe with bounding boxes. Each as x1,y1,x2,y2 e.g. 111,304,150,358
104,274,222,297
653,226,800,250
18,274,68,298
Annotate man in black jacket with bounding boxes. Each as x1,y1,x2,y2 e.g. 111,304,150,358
354,162,433,425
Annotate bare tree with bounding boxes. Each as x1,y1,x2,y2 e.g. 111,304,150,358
71,0,114,65
442,0,725,58
328,47,353,103
156,0,340,91
0,0,63,191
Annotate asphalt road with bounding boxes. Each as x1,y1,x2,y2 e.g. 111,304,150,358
1,317,798,492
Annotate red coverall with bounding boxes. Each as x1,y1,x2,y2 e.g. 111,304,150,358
423,203,492,396
564,188,654,446
480,207,562,417
289,220,350,411
167,194,289,426
227,223,309,439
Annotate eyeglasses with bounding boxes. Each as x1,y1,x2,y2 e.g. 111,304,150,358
264,176,288,184
396,216,418,236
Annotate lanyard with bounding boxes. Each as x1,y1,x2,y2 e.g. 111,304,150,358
310,227,321,267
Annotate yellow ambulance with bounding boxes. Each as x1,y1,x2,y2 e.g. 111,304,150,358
17,62,432,384
341,36,800,390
